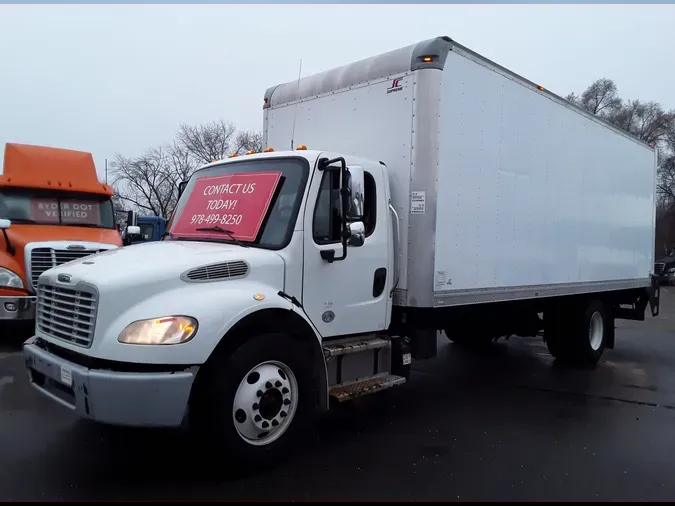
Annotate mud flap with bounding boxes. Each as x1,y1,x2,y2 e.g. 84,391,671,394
649,274,660,317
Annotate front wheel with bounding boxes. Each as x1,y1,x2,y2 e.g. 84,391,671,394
190,333,317,471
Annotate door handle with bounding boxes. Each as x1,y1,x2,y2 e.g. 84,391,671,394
373,267,387,297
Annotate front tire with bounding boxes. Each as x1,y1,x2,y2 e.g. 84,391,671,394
190,333,317,471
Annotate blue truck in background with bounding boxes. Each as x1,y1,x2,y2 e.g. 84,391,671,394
120,214,168,245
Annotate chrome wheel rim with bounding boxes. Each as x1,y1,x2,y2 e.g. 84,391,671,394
588,311,604,351
232,361,298,446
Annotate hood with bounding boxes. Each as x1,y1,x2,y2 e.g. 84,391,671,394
39,240,286,293
656,256,675,265
1,224,122,288
5,224,123,248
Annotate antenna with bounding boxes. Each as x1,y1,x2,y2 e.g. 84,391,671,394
290,58,303,150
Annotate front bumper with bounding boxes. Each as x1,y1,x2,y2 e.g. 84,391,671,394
23,336,198,428
656,272,675,285
0,295,36,321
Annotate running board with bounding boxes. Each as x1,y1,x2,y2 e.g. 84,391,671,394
328,374,407,402
322,336,390,359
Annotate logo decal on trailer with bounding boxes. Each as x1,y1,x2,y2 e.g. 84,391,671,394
387,77,404,95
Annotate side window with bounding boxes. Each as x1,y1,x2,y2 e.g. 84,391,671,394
313,170,377,243
363,172,376,237
313,170,341,244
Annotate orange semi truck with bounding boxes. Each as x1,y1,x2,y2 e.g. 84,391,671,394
0,143,125,328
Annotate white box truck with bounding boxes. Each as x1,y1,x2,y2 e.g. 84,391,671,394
23,36,660,469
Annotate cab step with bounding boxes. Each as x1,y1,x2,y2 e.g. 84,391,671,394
328,373,407,402
322,336,390,359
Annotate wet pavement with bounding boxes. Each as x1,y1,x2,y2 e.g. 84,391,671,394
2,291,675,500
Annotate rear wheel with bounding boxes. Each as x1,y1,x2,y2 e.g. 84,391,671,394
190,333,317,472
545,299,609,366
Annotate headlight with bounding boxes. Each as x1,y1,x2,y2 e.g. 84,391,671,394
118,316,198,345
0,267,23,289
668,268,675,274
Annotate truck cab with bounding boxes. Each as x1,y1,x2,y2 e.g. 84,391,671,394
122,215,167,245
22,147,398,466
0,143,123,328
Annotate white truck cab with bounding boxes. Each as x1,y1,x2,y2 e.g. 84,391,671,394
23,148,403,466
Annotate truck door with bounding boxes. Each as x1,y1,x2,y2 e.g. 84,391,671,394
302,161,391,338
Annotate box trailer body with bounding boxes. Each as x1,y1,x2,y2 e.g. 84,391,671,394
263,36,658,310
22,36,661,470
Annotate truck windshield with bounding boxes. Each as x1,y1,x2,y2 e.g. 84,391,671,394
0,188,116,228
169,157,310,249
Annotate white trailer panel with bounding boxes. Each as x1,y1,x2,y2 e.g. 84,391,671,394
432,48,657,305
263,36,657,310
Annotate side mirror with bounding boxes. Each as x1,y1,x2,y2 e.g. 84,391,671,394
0,219,11,230
347,221,365,247
344,165,365,221
126,210,138,228
178,181,188,199
126,225,141,236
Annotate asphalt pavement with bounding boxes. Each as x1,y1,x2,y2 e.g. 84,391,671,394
2,291,675,500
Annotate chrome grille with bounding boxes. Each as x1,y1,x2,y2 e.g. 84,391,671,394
30,248,104,289
183,261,249,282
655,263,665,275
36,282,97,348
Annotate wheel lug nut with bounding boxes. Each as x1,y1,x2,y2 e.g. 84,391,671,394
265,381,273,389
272,419,279,427
282,387,289,394
255,414,262,422
275,380,282,388
256,390,263,397
253,403,259,410
283,399,291,406
262,421,269,429
280,411,287,418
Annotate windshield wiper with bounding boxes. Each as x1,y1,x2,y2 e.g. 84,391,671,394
195,226,249,248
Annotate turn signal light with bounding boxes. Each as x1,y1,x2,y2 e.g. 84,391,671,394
228,153,238,158
264,147,275,153
245,150,256,155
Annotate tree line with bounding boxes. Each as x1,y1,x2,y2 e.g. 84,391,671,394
112,78,675,247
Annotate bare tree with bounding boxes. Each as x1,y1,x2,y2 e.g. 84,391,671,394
610,100,674,146
576,78,623,117
176,120,238,165
234,130,264,154
110,147,177,219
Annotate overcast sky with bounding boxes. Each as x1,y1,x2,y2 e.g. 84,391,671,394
0,4,673,180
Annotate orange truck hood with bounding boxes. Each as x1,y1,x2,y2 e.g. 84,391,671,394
1,223,122,293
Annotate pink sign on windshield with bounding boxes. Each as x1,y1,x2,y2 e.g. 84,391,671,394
30,198,101,225
171,171,282,241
